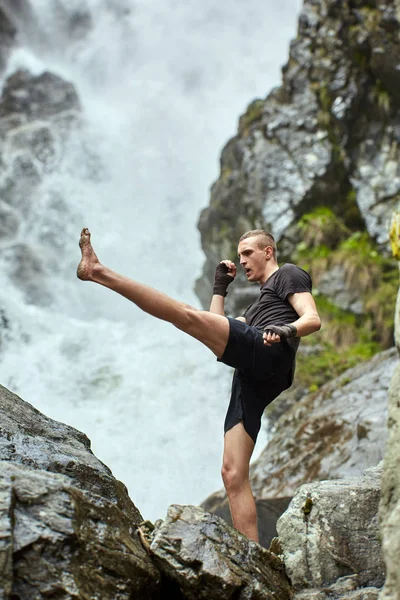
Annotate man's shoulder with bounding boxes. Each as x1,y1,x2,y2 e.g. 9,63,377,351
277,263,310,278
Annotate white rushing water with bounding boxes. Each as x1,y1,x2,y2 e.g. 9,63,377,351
0,0,302,520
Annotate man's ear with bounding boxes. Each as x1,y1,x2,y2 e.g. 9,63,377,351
264,245,273,259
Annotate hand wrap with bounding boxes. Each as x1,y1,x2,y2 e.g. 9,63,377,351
213,263,234,297
263,324,297,338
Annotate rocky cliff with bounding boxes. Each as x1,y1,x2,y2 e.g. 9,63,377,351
0,383,392,599
378,213,400,600
196,0,400,397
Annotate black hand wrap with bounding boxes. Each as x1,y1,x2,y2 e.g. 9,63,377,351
263,324,297,338
213,263,234,297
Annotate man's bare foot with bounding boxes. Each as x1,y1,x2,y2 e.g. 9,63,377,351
77,228,100,281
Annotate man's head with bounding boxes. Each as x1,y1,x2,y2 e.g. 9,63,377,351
237,230,277,284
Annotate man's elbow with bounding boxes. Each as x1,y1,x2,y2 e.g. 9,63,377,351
313,315,321,332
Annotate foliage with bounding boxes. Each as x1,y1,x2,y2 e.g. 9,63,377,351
295,338,381,391
297,207,350,249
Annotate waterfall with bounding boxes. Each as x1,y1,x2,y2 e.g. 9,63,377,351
0,0,302,520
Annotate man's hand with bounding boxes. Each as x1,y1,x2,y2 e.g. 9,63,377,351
213,260,236,297
263,324,297,346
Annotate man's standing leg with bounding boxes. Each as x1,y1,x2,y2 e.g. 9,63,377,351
221,423,258,542
77,228,229,357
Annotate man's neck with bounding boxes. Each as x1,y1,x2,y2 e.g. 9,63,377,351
258,263,279,286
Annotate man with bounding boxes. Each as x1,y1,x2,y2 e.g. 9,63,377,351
77,227,320,543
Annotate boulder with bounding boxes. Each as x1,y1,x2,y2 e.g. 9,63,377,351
149,504,292,600
0,460,160,599
378,227,400,600
277,465,385,591
0,383,142,523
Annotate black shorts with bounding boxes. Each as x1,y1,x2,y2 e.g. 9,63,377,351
218,317,295,444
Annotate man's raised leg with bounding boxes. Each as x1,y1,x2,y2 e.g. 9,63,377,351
77,228,230,357
221,422,258,542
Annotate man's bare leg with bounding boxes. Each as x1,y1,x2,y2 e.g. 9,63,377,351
77,228,230,357
221,423,258,542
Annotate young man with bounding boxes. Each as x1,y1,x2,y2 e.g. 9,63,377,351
77,228,320,543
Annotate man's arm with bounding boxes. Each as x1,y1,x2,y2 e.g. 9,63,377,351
209,260,236,316
263,292,320,345
287,291,321,336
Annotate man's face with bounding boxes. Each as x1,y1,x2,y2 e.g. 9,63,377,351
237,236,270,283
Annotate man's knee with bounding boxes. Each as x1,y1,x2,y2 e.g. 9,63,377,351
221,461,248,494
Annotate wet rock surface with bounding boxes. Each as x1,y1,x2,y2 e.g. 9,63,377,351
0,460,160,599
149,504,292,600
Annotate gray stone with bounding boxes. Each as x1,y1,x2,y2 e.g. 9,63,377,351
0,476,12,598
0,461,160,599
150,504,292,600
0,383,143,524
250,349,396,500
277,465,385,590
378,261,400,600
317,265,364,314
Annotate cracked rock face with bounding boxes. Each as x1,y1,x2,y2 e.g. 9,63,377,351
277,465,385,591
0,461,160,599
0,383,143,524
149,504,292,600
196,0,400,316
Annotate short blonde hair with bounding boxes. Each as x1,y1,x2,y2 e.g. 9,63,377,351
239,229,277,259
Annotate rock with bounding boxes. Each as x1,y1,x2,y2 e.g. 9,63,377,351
378,254,400,600
294,585,381,600
250,349,396,499
195,0,400,343
203,349,397,528
277,465,385,590
0,383,142,524
0,5,17,72
0,460,160,599
149,504,292,600
0,69,80,123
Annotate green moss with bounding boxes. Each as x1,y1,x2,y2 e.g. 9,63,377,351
359,6,380,32
297,207,350,250
220,166,233,184
302,497,313,516
390,212,400,260
372,79,391,115
238,99,265,136
296,340,381,391
319,84,332,113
